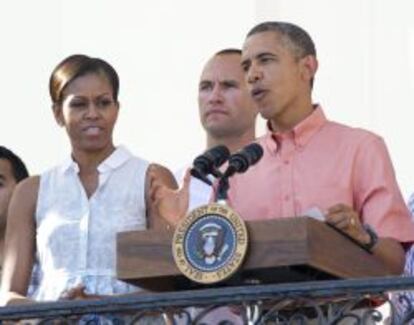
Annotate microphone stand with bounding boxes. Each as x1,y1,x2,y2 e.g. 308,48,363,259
216,175,230,205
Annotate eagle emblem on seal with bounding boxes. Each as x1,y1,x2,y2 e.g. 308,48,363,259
196,222,229,265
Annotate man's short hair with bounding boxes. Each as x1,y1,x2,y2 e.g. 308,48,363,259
215,48,242,56
247,21,316,60
0,146,29,182
247,21,317,88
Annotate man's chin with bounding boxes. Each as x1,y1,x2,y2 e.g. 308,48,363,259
258,107,274,121
206,122,227,133
207,126,236,139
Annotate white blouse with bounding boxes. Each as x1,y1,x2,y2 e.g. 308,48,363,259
33,146,149,301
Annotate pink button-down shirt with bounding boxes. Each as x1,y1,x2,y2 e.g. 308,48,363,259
226,106,414,242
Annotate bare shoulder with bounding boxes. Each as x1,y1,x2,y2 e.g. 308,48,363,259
9,176,40,218
14,176,39,199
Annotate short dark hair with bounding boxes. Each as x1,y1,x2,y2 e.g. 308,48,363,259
247,22,316,88
49,54,120,105
247,21,316,59
215,48,242,56
0,146,29,182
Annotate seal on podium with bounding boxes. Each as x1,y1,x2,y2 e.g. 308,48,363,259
172,203,248,284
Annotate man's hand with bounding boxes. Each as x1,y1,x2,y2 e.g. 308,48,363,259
325,203,370,245
149,168,191,228
60,284,101,300
325,203,405,274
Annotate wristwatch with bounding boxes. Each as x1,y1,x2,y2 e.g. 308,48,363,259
362,224,378,252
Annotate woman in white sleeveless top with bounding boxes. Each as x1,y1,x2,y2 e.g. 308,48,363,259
0,55,189,305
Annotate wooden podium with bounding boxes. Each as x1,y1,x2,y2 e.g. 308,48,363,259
117,217,391,291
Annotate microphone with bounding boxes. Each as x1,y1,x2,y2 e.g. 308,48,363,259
191,145,230,185
223,143,263,178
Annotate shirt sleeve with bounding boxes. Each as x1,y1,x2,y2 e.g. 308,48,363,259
352,135,414,242
407,193,414,219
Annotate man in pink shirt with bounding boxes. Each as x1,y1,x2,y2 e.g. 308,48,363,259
229,21,414,275
158,21,414,276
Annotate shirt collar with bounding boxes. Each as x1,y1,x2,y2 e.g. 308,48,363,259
60,145,133,175
265,105,327,152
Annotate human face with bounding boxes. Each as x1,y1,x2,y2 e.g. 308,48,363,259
0,159,17,228
198,54,257,139
241,31,315,130
54,72,119,154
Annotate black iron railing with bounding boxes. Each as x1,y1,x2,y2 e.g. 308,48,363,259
1,276,414,324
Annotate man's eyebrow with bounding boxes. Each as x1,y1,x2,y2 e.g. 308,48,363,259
241,58,250,66
221,80,239,86
199,80,213,86
256,52,277,59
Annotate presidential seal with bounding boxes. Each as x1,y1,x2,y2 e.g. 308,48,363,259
172,203,248,284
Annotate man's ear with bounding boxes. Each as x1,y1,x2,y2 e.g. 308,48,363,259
52,104,64,127
300,55,318,84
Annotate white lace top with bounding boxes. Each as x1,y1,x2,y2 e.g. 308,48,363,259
33,146,149,301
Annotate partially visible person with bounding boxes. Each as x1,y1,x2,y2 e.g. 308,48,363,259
176,48,258,211
393,194,414,322
0,54,185,309
0,146,29,272
198,48,257,153
175,49,258,324
0,147,42,301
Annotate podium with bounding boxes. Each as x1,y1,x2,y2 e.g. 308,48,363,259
116,217,391,291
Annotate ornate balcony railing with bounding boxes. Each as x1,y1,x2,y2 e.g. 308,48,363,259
1,276,414,324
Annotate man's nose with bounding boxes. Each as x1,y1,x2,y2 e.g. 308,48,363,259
208,84,224,103
247,64,263,84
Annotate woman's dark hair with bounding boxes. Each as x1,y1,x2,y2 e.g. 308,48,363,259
49,54,119,105
0,146,29,182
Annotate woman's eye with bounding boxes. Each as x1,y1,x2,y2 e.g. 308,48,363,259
97,99,112,107
70,101,87,108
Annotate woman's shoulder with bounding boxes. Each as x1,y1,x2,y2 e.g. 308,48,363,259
7,176,40,222
12,176,40,207
15,176,40,196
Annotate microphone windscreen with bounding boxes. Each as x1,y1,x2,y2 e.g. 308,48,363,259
243,143,263,166
192,145,230,175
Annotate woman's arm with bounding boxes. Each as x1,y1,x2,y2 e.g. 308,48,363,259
1,176,39,305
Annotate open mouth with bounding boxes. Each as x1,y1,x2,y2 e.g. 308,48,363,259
251,88,267,101
83,126,102,136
